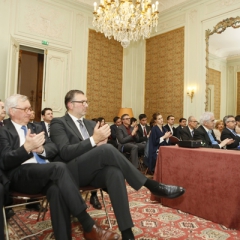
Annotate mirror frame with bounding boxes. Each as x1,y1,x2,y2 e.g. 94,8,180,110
205,16,240,111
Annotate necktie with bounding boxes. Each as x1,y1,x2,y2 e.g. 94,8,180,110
21,126,47,164
143,127,147,137
191,130,194,137
208,130,218,145
231,130,237,136
77,120,90,140
48,124,50,136
0,122,3,126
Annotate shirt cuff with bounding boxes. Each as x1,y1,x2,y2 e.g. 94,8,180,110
39,149,46,157
90,136,96,147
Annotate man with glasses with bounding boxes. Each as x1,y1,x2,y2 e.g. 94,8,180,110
0,94,120,240
50,90,185,240
221,115,240,149
193,112,233,148
180,116,198,140
116,114,145,168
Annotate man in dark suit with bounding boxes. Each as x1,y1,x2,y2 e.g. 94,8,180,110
221,115,240,149
175,118,187,139
50,90,185,240
0,94,120,240
193,112,233,148
116,114,145,168
136,113,151,143
40,108,53,138
164,115,176,136
108,116,122,148
181,116,198,140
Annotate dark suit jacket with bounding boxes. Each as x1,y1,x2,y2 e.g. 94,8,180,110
0,119,58,178
116,124,140,151
175,125,184,139
136,124,151,142
50,114,96,184
40,121,49,137
181,126,194,140
221,128,240,149
110,124,118,140
193,125,220,148
164,124,176,136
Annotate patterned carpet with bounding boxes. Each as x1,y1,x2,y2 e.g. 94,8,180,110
7,185,240,240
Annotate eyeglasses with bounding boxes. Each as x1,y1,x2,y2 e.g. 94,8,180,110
13,107,32,113
227,120,236,123
71,100,89,106
123,118,130,120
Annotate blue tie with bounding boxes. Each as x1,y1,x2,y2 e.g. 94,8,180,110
208,131,218,145
21,126,47,164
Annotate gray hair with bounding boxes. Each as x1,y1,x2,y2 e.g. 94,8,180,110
188,116,194,122
223,115,235,127
199,112,214,125
5,94,29,116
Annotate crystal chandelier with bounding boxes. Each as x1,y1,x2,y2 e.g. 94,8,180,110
92,0,159,48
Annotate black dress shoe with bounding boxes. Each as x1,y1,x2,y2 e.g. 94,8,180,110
5,209,15,220
90,195,102,210
151,183,185,199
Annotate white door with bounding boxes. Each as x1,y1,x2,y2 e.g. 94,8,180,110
42,49,69,117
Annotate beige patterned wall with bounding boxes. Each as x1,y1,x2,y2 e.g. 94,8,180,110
237,72,240,115
208,68,221,119
86,29,123,121
145,27,184,123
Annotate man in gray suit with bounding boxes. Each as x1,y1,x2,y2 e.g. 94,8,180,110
50,90,185,240
116,114,145,168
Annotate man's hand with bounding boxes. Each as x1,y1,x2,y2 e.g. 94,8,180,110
220,138,234,148
92,122,110,145
131,125,138,136
23,129,45,153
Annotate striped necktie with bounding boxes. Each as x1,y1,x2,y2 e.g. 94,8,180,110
21,126,47,164
77,120,89,140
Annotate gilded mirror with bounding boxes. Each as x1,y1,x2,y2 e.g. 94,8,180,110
205,16,240,115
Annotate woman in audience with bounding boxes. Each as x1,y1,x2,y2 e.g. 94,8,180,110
130,117,137,127
148,113,172,174
213,120,224,142
97,117,105,127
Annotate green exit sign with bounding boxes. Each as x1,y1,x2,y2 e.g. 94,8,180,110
42,40,49,45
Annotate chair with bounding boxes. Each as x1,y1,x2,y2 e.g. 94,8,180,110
3,191,49,240
80,186,112,229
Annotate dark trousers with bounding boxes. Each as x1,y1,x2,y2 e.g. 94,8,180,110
121,143,145,168
0,184,4,240
66,144,147,231
8,162,87,240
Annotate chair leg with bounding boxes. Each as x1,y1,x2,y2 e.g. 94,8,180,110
37,198,49,221
100,189,112,229
3,207,9,240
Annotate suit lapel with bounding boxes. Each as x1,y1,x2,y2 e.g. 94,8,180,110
64,114,83,140
4,118,20,147
83,119,94,137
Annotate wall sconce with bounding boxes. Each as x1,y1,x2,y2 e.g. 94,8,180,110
187,87,195,103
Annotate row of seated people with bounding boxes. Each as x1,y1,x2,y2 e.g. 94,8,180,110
146,112,240,173
0,92,185,240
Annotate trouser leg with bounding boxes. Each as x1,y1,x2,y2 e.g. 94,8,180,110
91,166,133,231
0,184,4,240
72,144,147,190
10,162,87,216
46,184,72,240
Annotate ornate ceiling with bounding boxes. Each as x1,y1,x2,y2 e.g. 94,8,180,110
75,0,188,12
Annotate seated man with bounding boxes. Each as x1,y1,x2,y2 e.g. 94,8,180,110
108,116,122,148
50,90,185,240
193,112,233,148
181,116,198,140
136,113,151,143
0,94,120,240
221,115,240,149
164,115,176,136
40,107,53,138
175,118,187,139
116,114,145,168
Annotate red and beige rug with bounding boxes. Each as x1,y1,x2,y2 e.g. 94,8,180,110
7,185,240,239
